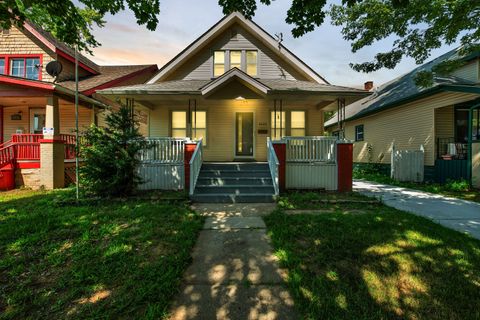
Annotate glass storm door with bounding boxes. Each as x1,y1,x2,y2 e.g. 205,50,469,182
235,112,254,157
30,109,46,134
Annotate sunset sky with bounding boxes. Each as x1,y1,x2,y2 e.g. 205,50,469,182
87,0,458,88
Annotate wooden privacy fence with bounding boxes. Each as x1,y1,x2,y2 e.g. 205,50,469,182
137,138,186,190
391,144,424,182
284,136,338,190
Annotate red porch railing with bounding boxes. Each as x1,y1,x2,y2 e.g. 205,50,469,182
0,134,78,168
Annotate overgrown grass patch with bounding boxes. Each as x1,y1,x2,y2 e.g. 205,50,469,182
265,194,480,320
0,189,204,319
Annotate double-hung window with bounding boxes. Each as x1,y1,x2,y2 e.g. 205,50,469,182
171,111,187,138
213,51,225,77
246,51,257,76
355,125,364,141
230,51,241,70
290,111,306,137
192,111,207,145
271,111,286,140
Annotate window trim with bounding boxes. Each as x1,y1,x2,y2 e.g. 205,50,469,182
0,54,42,80
355,124,364,142
213,50,226,78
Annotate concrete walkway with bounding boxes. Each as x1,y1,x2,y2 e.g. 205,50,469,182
354,180,480,239
169,204,297,320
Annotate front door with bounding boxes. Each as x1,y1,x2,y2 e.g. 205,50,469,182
30,108,46,134
235,112,254,157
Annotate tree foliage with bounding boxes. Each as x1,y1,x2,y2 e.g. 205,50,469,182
80,104,147,197
0,0,160,53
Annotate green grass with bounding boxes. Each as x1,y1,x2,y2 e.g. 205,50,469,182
265,192,480,320
0,189,204,319
354,169,480,203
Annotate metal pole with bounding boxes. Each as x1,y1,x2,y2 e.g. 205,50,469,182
75,46,79,200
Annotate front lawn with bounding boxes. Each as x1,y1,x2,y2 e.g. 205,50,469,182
0,189,203,319
265,192,480,320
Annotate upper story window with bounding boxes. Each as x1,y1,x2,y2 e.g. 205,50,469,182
0,56,41,80
230,51,241,70
213,50,258,77
213,51,225,77
246,51,257,76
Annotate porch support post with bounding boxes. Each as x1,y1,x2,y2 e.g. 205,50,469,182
272,140,286,192
184,141,197,191
40,95,64,189
337,140,353,192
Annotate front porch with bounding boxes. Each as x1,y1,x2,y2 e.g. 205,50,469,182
435,101,480,187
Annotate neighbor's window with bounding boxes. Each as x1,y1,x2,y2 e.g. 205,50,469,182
9,57,40,80
271,111,286,140
246,51,257,76
192,111,207,145
213,51,225,77
355,125,364,141
290,111,306,136
171,111,187,138
0,58,4,74
230,51,241,70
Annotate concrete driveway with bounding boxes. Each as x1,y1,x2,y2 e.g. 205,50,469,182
354,180,480,240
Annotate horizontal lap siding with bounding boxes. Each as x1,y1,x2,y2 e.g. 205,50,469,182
345,92,477,166
59,105,93,134
147,100,325,162
451,59,479,83
164,24,307,81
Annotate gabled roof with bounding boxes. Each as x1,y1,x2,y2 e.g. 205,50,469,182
58,65,158,95
325,47,480,128
147,12,328,84
200,68,270,96
23,22,100,74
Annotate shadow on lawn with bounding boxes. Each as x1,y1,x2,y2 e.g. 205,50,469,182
0,190,203,319
265,208,480,320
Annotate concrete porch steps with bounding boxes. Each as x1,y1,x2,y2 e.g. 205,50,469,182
192,162,276,203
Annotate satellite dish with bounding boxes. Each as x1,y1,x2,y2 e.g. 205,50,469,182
46,60,63,77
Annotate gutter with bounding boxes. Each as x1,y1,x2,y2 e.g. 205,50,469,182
54,85,108,108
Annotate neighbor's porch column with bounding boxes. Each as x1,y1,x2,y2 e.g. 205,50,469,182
39,95,65,189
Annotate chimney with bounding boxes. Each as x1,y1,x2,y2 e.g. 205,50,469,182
364,81,374,91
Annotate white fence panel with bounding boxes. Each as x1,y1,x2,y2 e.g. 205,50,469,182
137,163,184,190
283,136,338,190
286,163,337,190
137,137,186,190
391,145,424,182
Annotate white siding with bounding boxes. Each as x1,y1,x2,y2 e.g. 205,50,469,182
451,59,479,83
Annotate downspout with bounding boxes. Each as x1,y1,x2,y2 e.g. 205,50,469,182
467,102,480,183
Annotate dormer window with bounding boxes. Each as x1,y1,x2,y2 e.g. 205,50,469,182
213,50,258,77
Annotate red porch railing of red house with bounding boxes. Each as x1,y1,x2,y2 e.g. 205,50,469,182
0,134,78,167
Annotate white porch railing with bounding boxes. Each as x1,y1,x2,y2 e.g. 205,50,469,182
283,136,338,190
137,138,186,190
267,138,280,196
285,136,337,163
189,138,203,196
139,138,185,163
